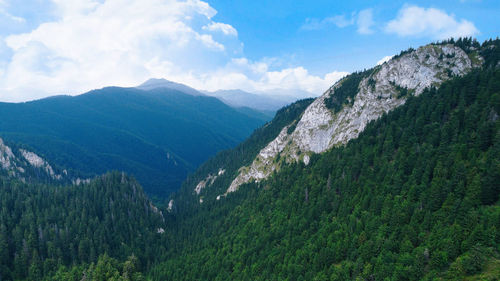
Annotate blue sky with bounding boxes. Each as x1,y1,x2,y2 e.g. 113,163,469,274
0,0,497,102
210,0,498,72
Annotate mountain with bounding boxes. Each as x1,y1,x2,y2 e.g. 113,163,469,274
0,86,268,197
154,38,500,280
204,89,301,112
222,40,485,197
136,78,203,96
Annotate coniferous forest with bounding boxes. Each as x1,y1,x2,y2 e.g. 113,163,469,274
0,39,498,280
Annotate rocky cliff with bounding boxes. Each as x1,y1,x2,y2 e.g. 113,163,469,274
0,137,86,184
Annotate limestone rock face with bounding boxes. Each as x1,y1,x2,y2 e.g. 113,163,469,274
227,126,291,194
20,149,59,179
0,137,83,183
195,168,225,194
223,44,481,195
0,138,15,170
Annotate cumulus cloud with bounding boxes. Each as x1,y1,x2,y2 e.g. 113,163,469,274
385,5,479,39
0,0,346,102
203,22,237,36
357,9,374,34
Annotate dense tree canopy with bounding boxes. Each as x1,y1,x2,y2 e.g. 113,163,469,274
0,172,165,280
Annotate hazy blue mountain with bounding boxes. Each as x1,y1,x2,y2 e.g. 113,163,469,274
204,89,295,112
137,79,277,119
256,88,317,100
0,86,268,197
136,78,203,96
136,78,311,115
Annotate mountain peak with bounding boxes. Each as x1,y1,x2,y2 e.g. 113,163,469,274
136,78,203,96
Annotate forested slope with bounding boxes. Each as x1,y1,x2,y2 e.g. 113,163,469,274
151,42,500,280
0,172,165,281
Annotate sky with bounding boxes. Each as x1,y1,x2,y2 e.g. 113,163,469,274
0,0,498,102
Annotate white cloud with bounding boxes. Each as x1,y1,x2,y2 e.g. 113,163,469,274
0,0,347,102
203,22,237,36
301,14,354,31
0,0,26,23
376,55,393,65
301,9,374,35
196,34,225,51
357,9,374,34
385,5,479,39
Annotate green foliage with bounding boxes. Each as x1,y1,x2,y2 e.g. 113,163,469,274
434,37,481,53
393,47,416,60
44,254,145,281
389,81,413,98
479,39,500,69
324,69,374,113
0,87,268,197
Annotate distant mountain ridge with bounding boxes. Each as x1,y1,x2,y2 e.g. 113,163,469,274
136,78,203,96
0,85,268,196
204,89,305,112
136,78,315,113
